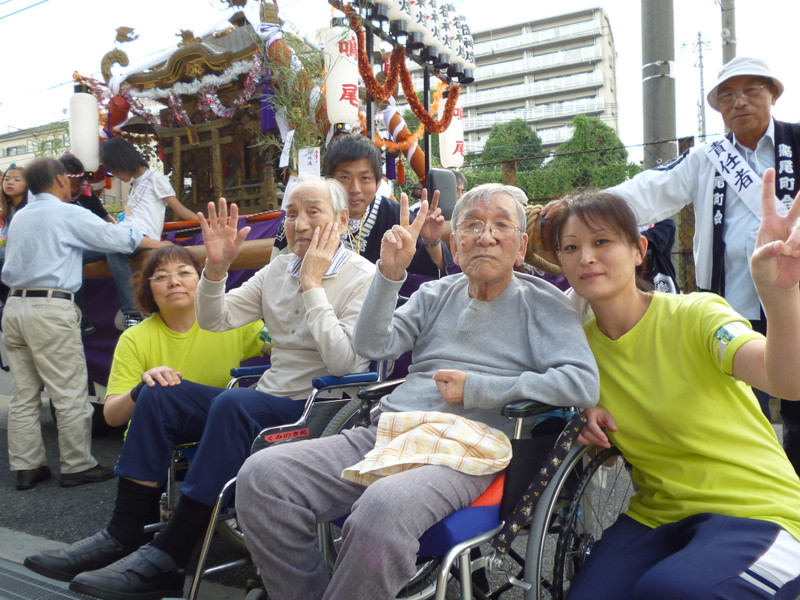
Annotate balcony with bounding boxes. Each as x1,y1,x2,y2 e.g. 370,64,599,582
473,19,602,56
475,45,602,81
464,97,605,130
462,71,603,108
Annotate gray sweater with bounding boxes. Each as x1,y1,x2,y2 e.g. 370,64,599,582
353,268,599,435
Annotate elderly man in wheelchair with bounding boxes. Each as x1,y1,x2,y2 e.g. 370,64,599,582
235,183,600,600
24,176,378,600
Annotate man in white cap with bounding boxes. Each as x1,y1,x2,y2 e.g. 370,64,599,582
597,56,800,474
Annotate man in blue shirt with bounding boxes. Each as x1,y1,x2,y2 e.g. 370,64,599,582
2,157,165,491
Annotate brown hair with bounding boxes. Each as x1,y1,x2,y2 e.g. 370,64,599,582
547,189,641,253
547,189,652,291
134,246,202,314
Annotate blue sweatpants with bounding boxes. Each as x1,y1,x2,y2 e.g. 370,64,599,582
568,513,800,600
115,379,303,506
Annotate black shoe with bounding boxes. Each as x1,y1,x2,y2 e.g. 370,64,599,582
69,544,185,600
59,464,115,488
16,466,52,490
24,529,128,582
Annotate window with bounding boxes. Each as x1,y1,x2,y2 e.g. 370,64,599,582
6,145,26,157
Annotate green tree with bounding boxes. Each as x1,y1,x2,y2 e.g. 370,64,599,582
32,120,70,158
480,119,543,170
543,115,640,192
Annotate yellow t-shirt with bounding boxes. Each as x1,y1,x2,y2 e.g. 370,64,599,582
106,314,265,396
585,292,800,541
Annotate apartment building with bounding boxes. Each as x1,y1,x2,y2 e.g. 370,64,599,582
414,8,619,156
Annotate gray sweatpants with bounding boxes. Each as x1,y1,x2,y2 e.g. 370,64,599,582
235,424,495,600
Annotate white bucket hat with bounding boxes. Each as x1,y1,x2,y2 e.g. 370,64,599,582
707,56,784,111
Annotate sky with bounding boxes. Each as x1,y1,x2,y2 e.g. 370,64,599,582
1,0,798,163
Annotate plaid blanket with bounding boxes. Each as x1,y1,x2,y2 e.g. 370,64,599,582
342,411,512,487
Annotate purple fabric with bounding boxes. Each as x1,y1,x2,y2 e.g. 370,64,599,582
82,214,282,386
260,75,278,132
385,152,396,180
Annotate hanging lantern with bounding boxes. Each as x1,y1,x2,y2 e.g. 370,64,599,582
370,0,391,23
323,22,360,134
460,20,476,84
438,92,464,168
388,0,409,40
420,0,441,63
405,0,427,50
448,15,467,80
69,84,100,172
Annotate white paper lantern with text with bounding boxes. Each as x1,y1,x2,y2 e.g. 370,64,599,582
323,25,360,131
69,84,100,172
438,93,464,168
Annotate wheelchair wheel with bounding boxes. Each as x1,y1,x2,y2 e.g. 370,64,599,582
524,444,633,600
316,398,442,600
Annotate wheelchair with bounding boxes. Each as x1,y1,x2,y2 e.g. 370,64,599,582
169,362,389,600
312,381,635,600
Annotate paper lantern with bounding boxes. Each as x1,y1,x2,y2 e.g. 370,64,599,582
459,20,476,84
69,84,100,172
370,0,391,22
405,0,427,50
420,0,442,63
323,25,360,130
388,0,409,39
438,93,464,168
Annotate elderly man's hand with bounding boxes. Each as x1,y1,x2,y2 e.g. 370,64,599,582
433,369,467,405
299,222,340,291
378,193,429,281
419,190,444,246
198,198,251,281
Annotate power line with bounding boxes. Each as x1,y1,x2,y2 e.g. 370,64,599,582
0,0,51,21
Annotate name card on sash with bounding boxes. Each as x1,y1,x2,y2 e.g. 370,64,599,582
702,137,788,218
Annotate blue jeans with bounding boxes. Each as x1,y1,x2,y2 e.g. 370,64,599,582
115,380,303,506
82,250,137,315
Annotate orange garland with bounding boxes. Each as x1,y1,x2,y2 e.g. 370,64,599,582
343,3,460,135
372,82,444,153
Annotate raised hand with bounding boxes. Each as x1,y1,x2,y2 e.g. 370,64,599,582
378,193,429,280
198,198,251,281
751,168,800,290
299,222,340,290
419,189,444,245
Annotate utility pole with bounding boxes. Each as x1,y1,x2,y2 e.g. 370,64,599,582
719,0,736,64
641,0,677,169
694,31,707,141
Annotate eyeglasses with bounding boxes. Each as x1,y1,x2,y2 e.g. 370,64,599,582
149,269,198,284
456,219,520,240
716,83,769,107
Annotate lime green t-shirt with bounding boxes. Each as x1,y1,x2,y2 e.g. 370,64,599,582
585,292,800,541
106,314,265,396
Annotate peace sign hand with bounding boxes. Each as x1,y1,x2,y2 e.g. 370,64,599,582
751,168,800,290
378,193,429,281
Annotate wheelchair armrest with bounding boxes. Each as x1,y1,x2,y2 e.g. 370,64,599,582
311,371,379,391
502,399,556,419
357,378,405,401
230,365,271,378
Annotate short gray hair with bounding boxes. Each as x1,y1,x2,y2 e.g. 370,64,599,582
451,183,527,233
286,175,348,214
